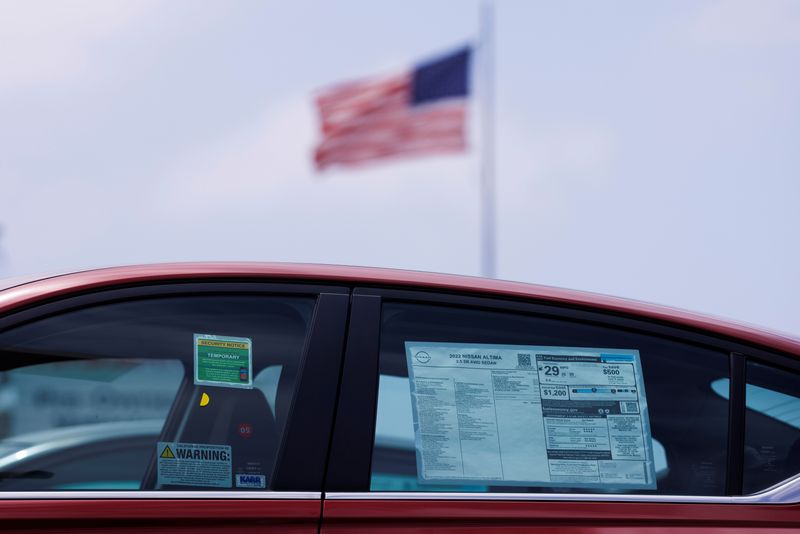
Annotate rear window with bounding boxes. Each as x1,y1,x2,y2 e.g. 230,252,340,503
741,361,800,494
371,302,730,495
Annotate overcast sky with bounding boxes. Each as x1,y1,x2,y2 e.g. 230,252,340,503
1,0,798,334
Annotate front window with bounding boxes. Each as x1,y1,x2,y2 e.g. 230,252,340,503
0,294,315,491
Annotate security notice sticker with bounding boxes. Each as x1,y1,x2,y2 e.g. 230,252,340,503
157,441,232,488
405,342,656,490
194,334,253,389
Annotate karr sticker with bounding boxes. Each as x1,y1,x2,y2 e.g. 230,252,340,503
194,334,253,389
235,473,266,488
157,441,232,488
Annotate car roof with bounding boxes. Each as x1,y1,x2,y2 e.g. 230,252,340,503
0,273,57,292
1,262,798,356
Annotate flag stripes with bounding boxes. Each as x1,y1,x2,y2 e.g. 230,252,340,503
313,48,470,170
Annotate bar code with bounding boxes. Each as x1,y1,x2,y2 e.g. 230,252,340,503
517,354,532,367
620,402,639,414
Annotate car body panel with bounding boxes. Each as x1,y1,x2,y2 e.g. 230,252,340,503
0,498,320,533
321,499,800,532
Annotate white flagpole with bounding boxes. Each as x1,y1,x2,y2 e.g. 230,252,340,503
479,0,496,279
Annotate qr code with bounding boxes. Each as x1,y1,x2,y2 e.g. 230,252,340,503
517,354,532,367
621,402,639,414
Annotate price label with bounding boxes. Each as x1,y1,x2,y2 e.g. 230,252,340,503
540,385,569,400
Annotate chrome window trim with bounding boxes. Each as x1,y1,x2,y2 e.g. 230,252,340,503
325,473,800,504
0,491,320,500
325,492,747,504
1,473,799,502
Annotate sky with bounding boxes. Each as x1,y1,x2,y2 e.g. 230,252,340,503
0,0,799,334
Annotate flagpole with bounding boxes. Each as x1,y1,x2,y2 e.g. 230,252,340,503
479,0,496,279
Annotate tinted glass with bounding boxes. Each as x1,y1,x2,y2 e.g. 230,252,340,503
0,294,314,491
371,302,730,495
742,361,800,494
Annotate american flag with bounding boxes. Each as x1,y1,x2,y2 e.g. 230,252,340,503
314,47,471,170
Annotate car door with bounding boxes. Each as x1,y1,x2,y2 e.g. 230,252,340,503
0,281,348,533
322,287,800,532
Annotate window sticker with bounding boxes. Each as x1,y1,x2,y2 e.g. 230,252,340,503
235,473,266,489
157,441,232,488
194,334,253,389
405,342,657,490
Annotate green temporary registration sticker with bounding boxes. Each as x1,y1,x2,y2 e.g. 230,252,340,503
194,334,253,389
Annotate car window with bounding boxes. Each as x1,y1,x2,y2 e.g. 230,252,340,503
739,361,800,494
0,294,315,491
371,302,730,496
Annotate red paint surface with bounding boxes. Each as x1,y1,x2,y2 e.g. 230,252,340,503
1,262,798,356
322,499,800,532
0,499,320,533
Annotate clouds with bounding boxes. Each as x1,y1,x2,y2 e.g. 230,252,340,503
0,0,157,93
503,124,616,189
156,95,316,213
688,0,800,46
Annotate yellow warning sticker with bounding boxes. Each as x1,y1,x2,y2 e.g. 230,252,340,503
160,445,175,459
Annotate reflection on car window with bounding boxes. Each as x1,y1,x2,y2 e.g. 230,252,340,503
0,295,314,491
371,302,729,496
712,377,800,430
254,365,283,418
712,362,800,494
0,360,183,491
4,360,182,432
374,374,670,492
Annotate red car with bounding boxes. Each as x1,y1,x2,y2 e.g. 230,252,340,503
0,263,798,532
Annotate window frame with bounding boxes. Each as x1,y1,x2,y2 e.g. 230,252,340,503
325,286,800,504
0,280,350,499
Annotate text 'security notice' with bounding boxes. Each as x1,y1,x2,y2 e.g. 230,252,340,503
405,342,656,490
